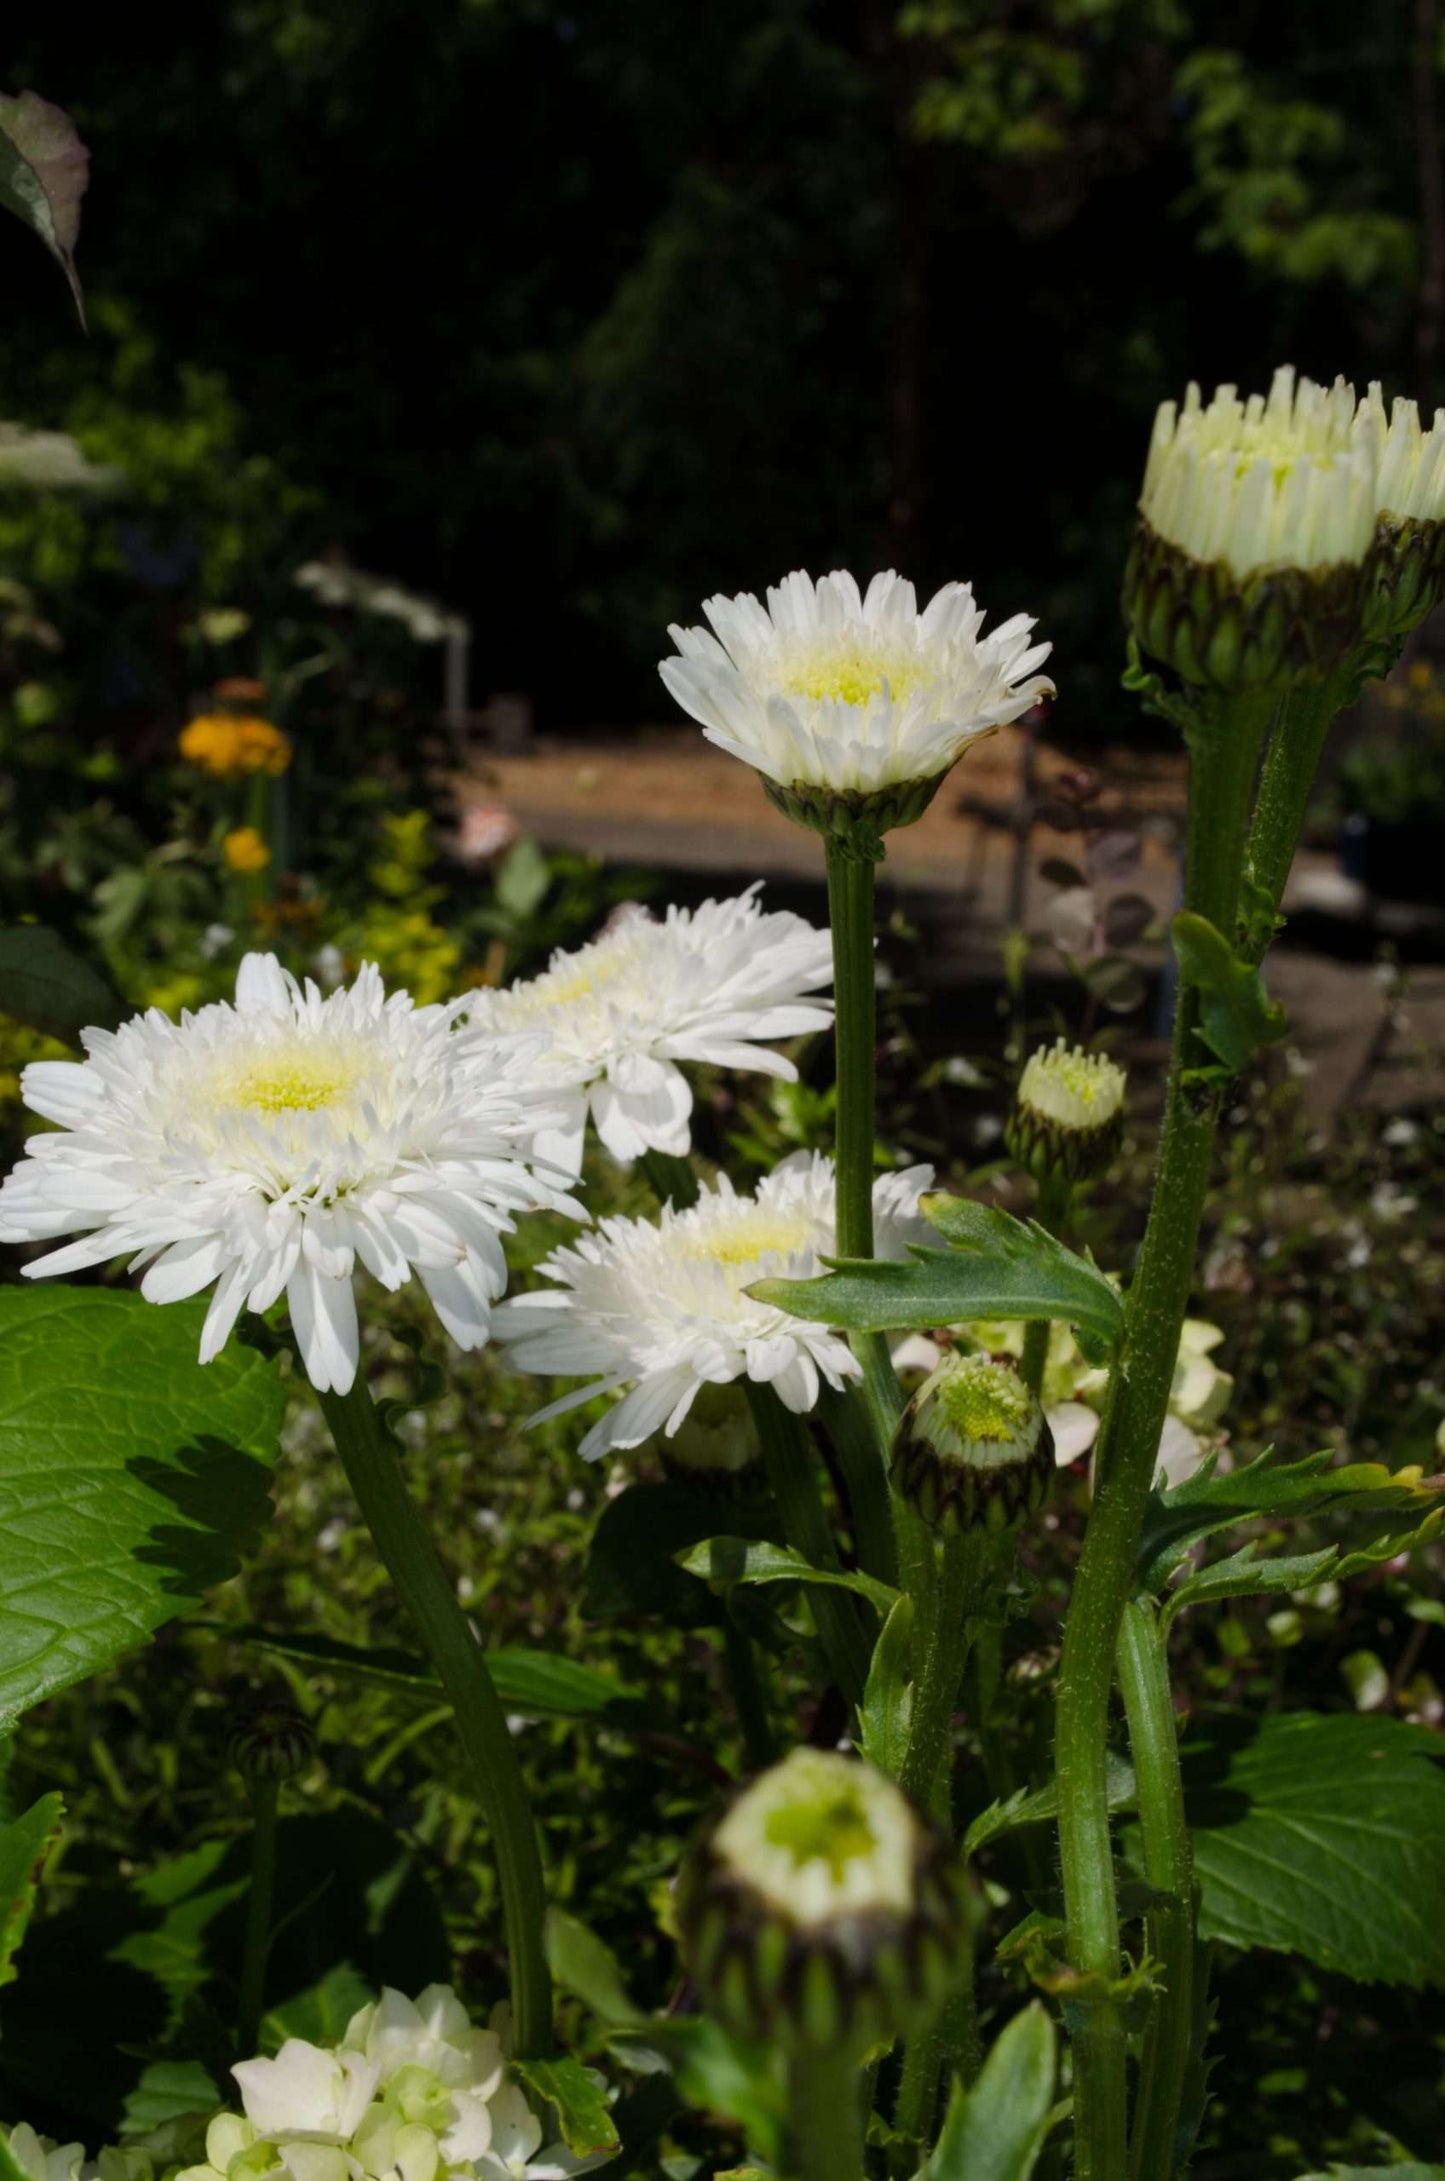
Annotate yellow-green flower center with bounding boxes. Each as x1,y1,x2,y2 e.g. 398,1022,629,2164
779,642,924,708
214,1051,354,1114
931,1359,1034,1443
766,1783,879,1882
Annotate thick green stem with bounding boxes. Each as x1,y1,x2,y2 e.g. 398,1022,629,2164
900,1528,983,1816
723,1615,777,1772
744,1379,872,1707
819,1384,898,1587
787,2049,865,2181
318,1374,552,2055
1054,693,1270,2181
1020,1318,1050,1400
1239,677,1338,965
1118,1599,1195,2181
235,1775,278,2057
826,844,879,1264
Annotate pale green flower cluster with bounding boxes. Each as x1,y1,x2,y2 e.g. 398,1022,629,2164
2,1988,603,2181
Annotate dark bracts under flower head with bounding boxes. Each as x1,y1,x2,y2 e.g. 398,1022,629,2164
677,1748,968,2056
893,1355,1053,1533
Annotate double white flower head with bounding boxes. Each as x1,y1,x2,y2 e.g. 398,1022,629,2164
660,568,1053,851
460,888,832,1176
0,890,837,1394
494,1152,931,1458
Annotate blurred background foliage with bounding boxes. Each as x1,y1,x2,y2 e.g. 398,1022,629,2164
4,1,1442,730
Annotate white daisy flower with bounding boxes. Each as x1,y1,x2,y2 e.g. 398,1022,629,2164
493,1151,932,1459
658,568,1053,840
0,954,576,1395
1363,383,1445,523
1141,367,1378,580
458,887,833,1177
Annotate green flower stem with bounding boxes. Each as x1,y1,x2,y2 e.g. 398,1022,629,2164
819,1383,898,1586
900,1527,985,1816
787,2048,865,2181
744,1379,872,1708
1239,676,1341,965
823,841,933,1624
235,1774,279,2058
1117,1598,1195,2181
1054,691,1271,2181
318,1373,552,2056
723,1614,777,1772
891,1896,981,2169
892,1527,986,2159
1020,1317,1050,1400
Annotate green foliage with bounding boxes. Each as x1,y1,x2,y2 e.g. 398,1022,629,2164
513,2055,621,2158
678,1537,897,1620
1181,1713,1445,1988
919,2003,1057,2181
0,1791,63,1985
1172,910,1286,1077
0,922,124,1044
0,1286,283,1725
752,1195,1123,1358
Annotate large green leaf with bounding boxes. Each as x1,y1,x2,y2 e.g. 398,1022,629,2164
1180,1713,1445,1987
0,1790,63,1985
0,924,126,1046
545,1908,644,2029
751,1197,1123,1358
0,91,87,320
919,2003,1057,2181
0,1286,284,1727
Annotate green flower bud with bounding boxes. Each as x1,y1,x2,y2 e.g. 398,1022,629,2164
229,1702,315,1785
893,1355,1052,1533
1361,515,1445,642
677,1747,967,2055
1123,518,1366,694
1005,1038,1126,1185
660,1383,764,1497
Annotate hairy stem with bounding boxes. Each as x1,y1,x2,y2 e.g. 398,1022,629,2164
1118,1599,1195,2181
788,2049,865,2181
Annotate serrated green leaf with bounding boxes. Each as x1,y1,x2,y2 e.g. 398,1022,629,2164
0,1286,284,1727
859,1593,914,1774
119,2059,220,2136
919,2003,1056,2181
0,924,125,1045
1181,1713,1445,1986
0,1791,63,1985
1172,910,1286,1074
514,2054,620,2159
1138,1444,1442,1593
965,1751,1136,1858
678,1536,897,1619
0,91,87,320
751,1197,1122,1354
545,1908,644,2029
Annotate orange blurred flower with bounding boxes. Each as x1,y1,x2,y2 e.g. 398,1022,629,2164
180,713,292,780
223,826,271,874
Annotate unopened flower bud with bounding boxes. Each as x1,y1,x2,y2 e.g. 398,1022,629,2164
893,1356,1052,1533
1006,1038,1126,1184
660,1383,763,1496
677,1747,966,2054
229,1703,315,1785
1124,367,1375,692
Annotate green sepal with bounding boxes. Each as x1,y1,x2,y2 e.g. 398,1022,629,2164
761,770,950,862
1171,911,1286,1076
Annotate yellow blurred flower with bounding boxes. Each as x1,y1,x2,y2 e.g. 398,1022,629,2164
223,826,271,874
179,713,292,780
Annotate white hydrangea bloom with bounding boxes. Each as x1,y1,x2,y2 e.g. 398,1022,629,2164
659,568,1053,797
494,1151,932,1457
0,954,577,1394
459,888,833,1177
1141,366,1378,577
232,2040,379,2141
343,1984,504,2163
2,2127,86,2181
